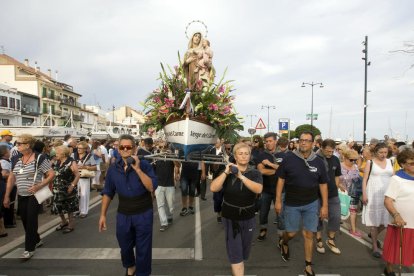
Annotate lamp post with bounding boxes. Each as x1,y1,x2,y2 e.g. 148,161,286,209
362,36,371,146
112,105,115,123
301,82,323,133
261,105,275,133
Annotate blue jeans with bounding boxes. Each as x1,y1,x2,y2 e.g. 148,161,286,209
180,175,197,197
317,196,341,232
259,192,275,228
284,200,319,232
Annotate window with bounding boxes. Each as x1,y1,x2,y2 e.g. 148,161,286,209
51,105,55,114
42,87,47,97
16,99,21,110
0,96,7,107
9,98,15,109
43,103,48,113
50,90,55,99
1,119,10,126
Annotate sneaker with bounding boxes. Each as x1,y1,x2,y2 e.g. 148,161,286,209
326,239,341,255
180,208,188,216
35,240,44,248
21,251,34,259
160,225,168,232
256,229,267,241
167,218,173,224
200,197,207,201
188,207,195,214
349,230,362,238
280,242,290,262
316,239,325,254
372,251,381,258
217,216,222,224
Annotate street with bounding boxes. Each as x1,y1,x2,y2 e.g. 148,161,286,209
1,187,413,276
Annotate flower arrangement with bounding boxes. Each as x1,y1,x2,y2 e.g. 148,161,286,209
141,54,243,142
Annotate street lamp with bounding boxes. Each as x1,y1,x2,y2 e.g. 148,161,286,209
261,105,275,133
301,82,323,133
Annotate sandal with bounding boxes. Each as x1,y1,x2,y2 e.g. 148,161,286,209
304,261,315,276
56,222,69,231
316,238,325,254
326,237,341,255
125,268,136,276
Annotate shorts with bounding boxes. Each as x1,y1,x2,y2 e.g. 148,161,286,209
284,199,319,232
180,175,197,197
222,217,255,264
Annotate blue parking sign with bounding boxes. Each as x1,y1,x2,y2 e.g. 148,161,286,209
279,121,289,130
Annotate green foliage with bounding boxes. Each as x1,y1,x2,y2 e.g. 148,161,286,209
281,130,296,139
294,124,321,138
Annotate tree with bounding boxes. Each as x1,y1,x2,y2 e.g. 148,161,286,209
281,130,296,139
294,124,321,138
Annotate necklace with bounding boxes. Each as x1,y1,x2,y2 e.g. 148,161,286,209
19,152,34,174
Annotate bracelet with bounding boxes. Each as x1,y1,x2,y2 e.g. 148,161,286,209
224,171,230,175
392,212,400,218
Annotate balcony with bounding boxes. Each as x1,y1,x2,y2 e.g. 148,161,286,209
42,108,62,116
42,94,61,102
73,114,84,121
60,98,81,108
22,105,41,116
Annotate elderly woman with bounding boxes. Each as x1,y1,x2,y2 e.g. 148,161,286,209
382,149,414,276
362,143,394,258
340,149,363,237
52,145,80,233
72,141,96,218
211,142,263,276
2,134,54,259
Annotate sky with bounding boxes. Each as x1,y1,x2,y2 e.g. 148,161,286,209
1,0,413,142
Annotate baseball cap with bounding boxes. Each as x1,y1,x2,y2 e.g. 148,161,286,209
0,130,13,136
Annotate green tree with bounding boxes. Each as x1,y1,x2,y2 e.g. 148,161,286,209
294,124,321,138
281,130,296,139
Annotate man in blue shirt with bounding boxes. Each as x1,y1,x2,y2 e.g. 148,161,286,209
0,130,14,150
275,132,328,276
99,134,157,276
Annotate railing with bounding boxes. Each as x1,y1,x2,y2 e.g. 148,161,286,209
60,98,81,107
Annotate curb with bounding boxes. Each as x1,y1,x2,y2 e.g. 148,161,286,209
0,195,102,256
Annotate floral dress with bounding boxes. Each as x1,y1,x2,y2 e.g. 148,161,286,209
51,157,78,214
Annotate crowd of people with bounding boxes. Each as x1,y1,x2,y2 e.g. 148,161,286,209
0,128,413,276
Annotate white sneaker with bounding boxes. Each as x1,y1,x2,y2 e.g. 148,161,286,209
316,240,325,254
21,251,34,259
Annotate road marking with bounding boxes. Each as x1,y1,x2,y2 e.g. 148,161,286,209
2,247,194,260
298,274,341,276
194,196,203,260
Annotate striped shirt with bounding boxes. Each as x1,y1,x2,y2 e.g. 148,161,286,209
13,158,52,196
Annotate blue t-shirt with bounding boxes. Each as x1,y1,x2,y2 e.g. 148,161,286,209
277,151,328,206
256,151,278,194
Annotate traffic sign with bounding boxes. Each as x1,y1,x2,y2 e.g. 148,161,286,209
248,128,256,135
255,118,266,129
279,120,289,131
306,114,318,120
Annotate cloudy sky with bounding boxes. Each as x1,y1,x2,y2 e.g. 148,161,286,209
1,0,413,141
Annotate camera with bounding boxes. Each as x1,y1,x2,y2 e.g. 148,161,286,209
230,165,239,174
126,156,136,166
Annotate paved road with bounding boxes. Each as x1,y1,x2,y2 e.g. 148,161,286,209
1,187,413,276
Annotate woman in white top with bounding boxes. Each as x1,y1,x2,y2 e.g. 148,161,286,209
362,143,394,258
382,149,414,276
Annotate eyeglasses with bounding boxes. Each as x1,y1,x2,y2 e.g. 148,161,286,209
119,145,133,151
254,140,259,143
16,142,28,146
349,159,358,162
299,139,313,143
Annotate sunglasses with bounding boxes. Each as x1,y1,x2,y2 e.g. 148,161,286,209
119,145,133,151
254,140,259,143
349,159,358,162
16,142,28,145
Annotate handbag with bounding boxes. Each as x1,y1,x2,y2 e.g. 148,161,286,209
34,185,53,204
338,189,351,220
79,153,96,178
80,169,96,178
33,154,53,204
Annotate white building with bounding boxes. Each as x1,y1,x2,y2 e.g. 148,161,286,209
0,83,22,126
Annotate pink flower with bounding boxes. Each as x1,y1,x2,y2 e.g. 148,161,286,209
208,103,218,111
222,105,231,114
164,98,174,108
153,96,161,103
218,85,225,94
163,85,169,93
153,88,161,94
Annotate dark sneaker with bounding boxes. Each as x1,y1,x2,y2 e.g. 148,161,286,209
188,207,195,214
217,216,222,224
281,243,290,262
256,229,267,241
167,218,173,224
180,208,188,216
160,225,168,232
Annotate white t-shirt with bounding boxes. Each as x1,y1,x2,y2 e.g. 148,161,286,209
384,175,414,229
